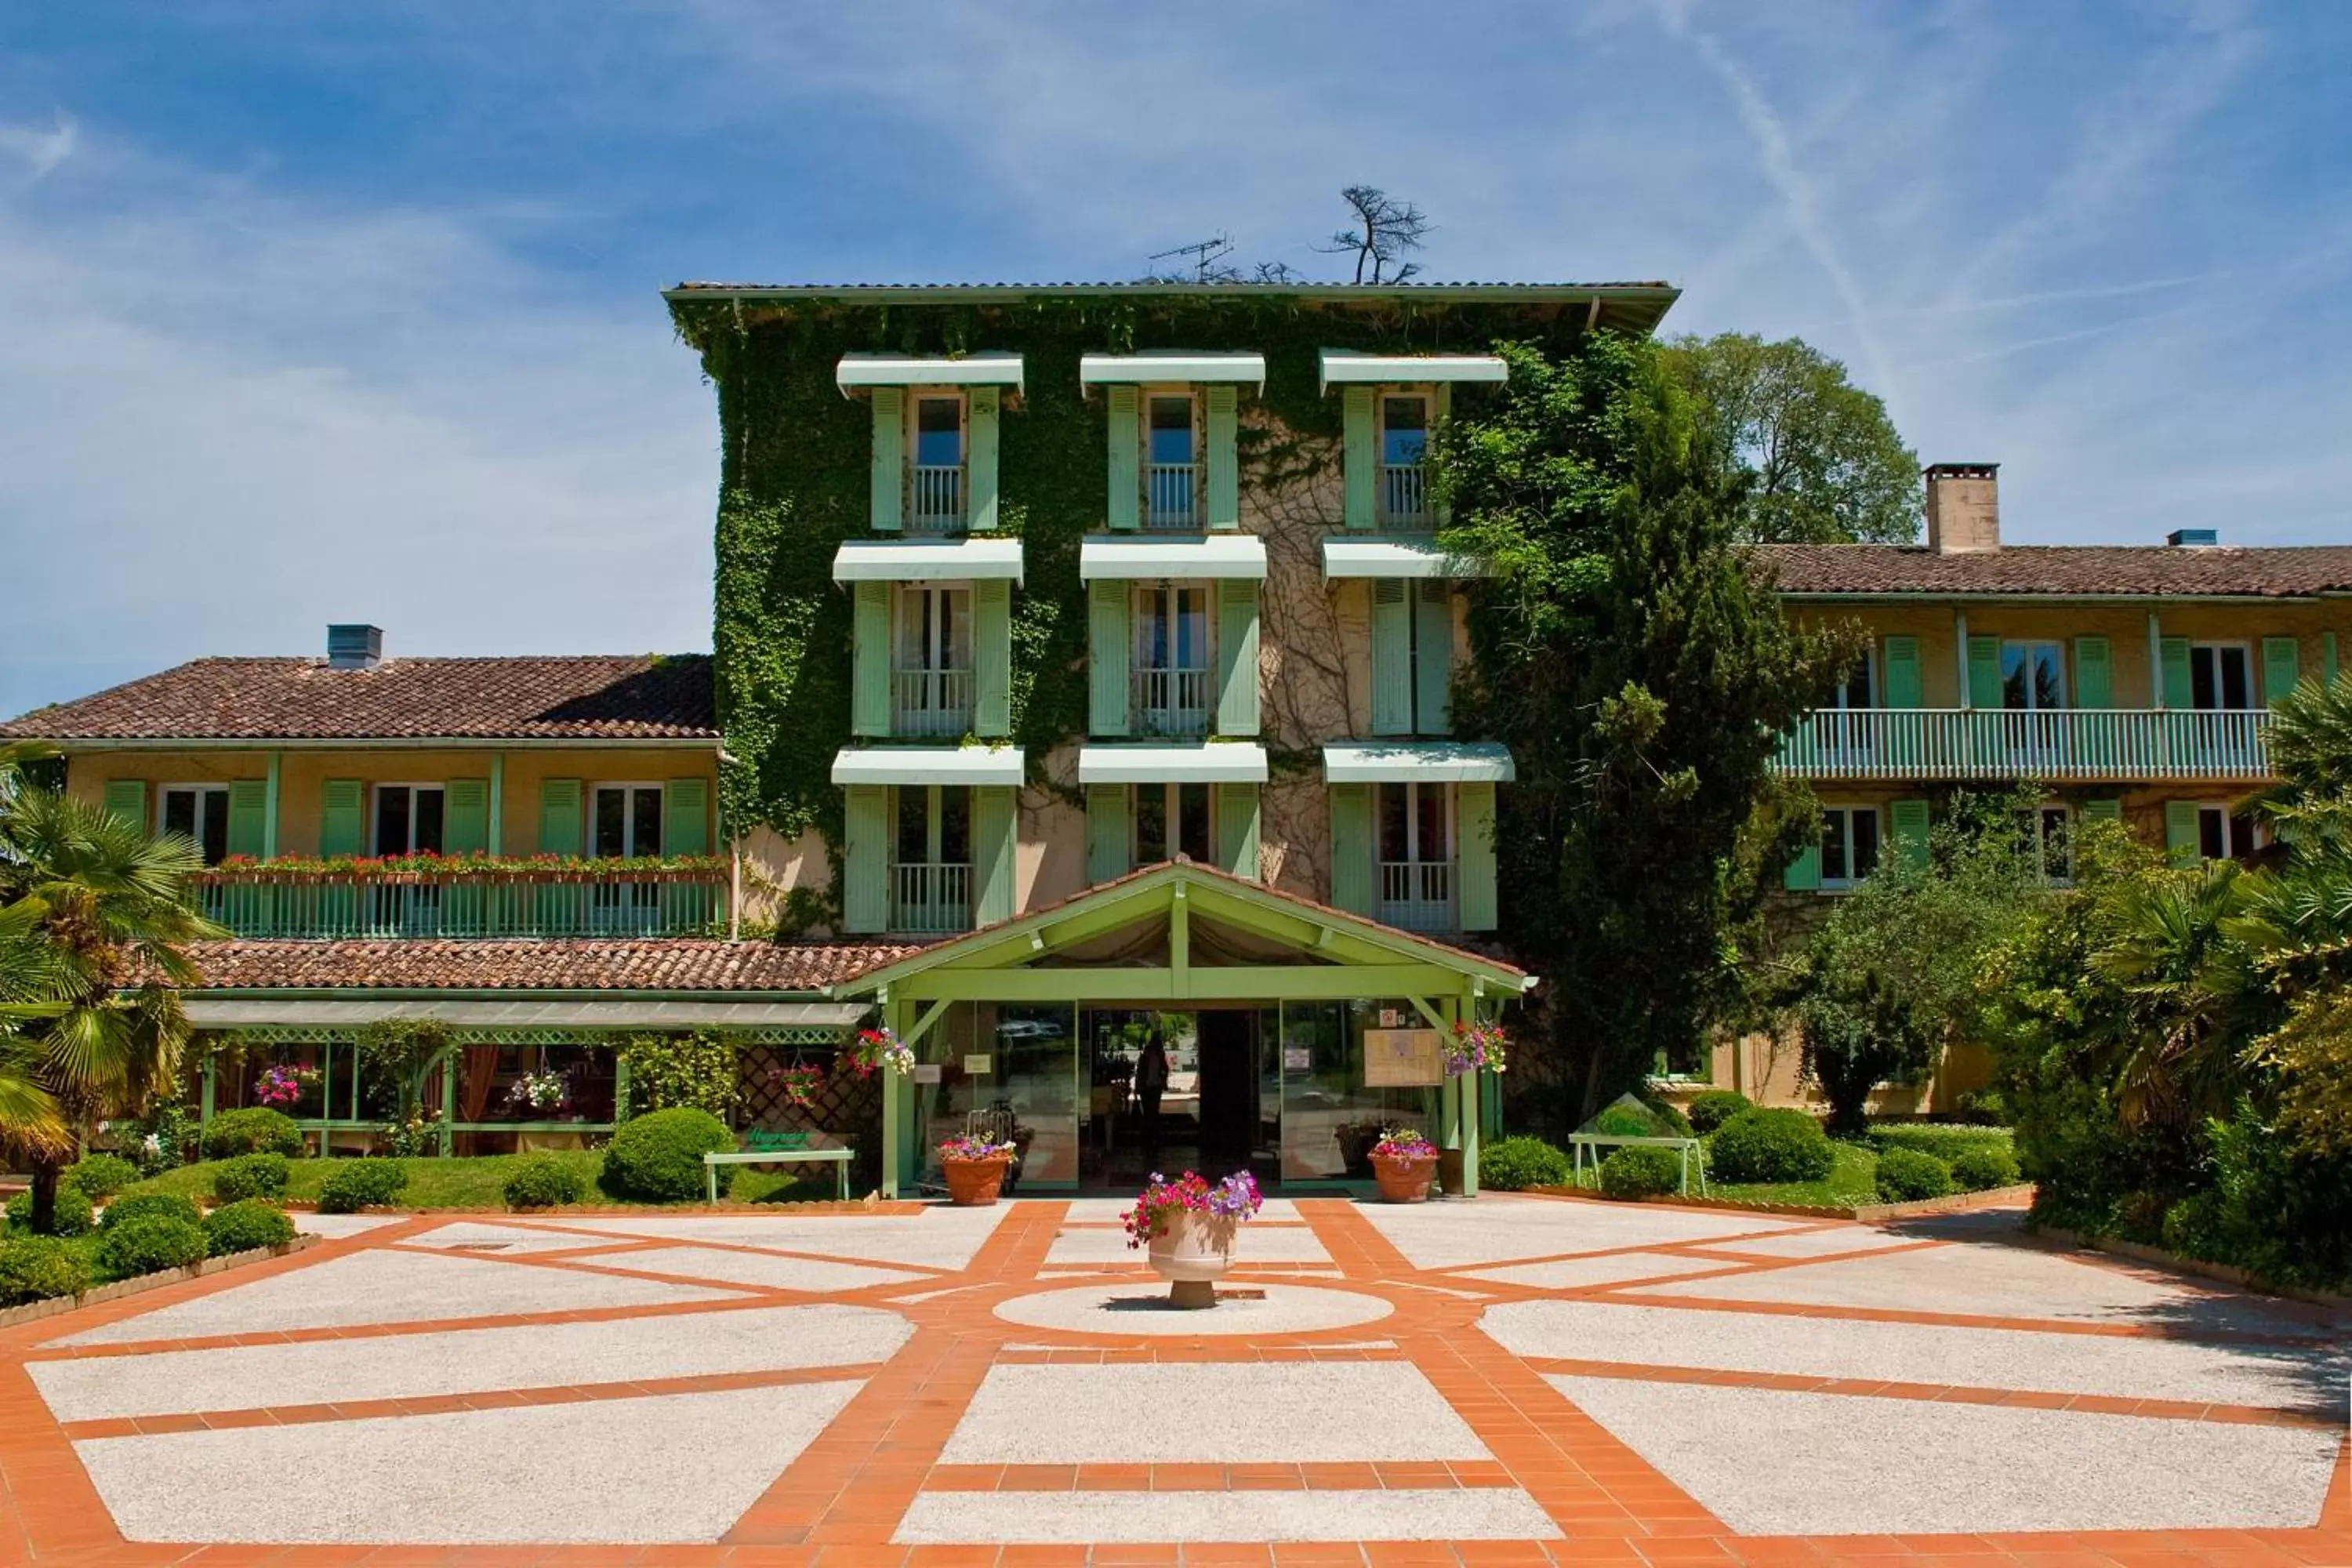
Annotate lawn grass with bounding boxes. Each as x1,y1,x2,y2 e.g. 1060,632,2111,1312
1705,1138,1882,1207
117,1153,848,1210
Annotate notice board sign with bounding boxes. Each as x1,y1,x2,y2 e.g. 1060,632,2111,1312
1363,1028,1443,1087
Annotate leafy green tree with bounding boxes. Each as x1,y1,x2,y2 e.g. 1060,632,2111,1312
1436,334,1858,1124
1665,333,1919,544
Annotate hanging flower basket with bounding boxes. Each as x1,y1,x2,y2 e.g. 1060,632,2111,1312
1444,1020,1508,1077
1123,1170,1264,1308
843,1027,914,1079
937,1134,1017,1206
1368,1128,1439,1203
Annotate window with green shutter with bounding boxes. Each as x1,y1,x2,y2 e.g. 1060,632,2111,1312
102,779,147,829
2325,632,2339,687
321,779,366,856
443,779,490,853
2072,637,2112,708
1329,782,1374,914
1214,782,1259,881
1415,581,1453,735
1889,798,1930,873
841,784,890,933
2165,800,2201,867
1341,387,1376,531
1105,386,1139,532
851,581,892,738
1457,780,1497,931
1214,579,1259,736
868,387,904,532
967,386,1000,532
1085,784,1130,884
972,786,1016,924
1088,579,1131,735
1370,579,1414,735
1965,636,2001,710
2080,798,2123,826
535,779,582,856
975,579,1013,736
1881,635,1922,708
1204,384,1238,530
225,779,269,860
2262,637,2302,706
2160,637,2192,709
663,779,710,856
1782,837,1823,891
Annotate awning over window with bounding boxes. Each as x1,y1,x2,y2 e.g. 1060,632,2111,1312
833,538,1024,583
181,998,866,1029
836,352,1025,394
1080,351,1266,390
1320,538,1493,579
1079,743,1269,785
1080,535,1267,581
832,746,1025,787
1323,742,1516,783
1318,350,1509,394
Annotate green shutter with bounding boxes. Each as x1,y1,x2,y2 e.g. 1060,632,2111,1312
1089,579,1131,736
1966,636,2002,710
975,579,1012,736
535,779,581,855
2262,637,2301,706
868,387,903,532
1204,383,1239,531
1882,635,1922,708
1341,387,1375,531
2073,637,2112,709
2080,798,2123,825
225,779,268,860
1415,581,1453,735
841,784,889,933
2161,637,2192,710
1457,780,1497,932
1371,579,1413,735
972,786,1016,924
2165,800,2201,867
851,581,891,738
1782,836,1822,891
1330,782,1374,914
2325,631,2339,687
443,778,490,854
1215,579,1260,736
967,386,1000,532
321,779,366,856
1086,784,1131,884
663,779,710,856
1214,782,1260,881
1105,385,1139,532
1890,798,1930,873
102,779,147,829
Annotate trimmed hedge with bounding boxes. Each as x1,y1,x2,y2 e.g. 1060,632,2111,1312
1601,1145,1685,1200
203,1199,296,1255
503,1154,588,1210
318,1159,408,1214
6,1187,95,1238
65,1153,141,1200
96,1216,209,1277
212,1153,292,1203
1684,1091,1752,1136
602,1107,735,1202
1948,1145,2021,1192
1708,1108,1835,1184
199,1108,303,1160
1865,1124,2016,1163
101,1192,204,1232
0,1236,91,1305
1874,1148,1955,1202
1479,1136,1572,1192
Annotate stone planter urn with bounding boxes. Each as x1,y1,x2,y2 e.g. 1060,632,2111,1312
942,1156,1011,1207
1373,1155,1438,1203
1146,1210,1239,1308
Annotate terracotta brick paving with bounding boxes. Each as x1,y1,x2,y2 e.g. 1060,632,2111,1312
0,1192,2342,1566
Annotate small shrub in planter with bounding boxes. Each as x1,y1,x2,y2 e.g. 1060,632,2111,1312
203,1199,296,1255
5,1187,95,1237
97,1215,210,1277
318,1159,408,1214
200,1107,304,1160
1947,1145,2020,1192
1600,1145,1685,1200
503,1155,587,1210
1708,1108,1835,1184
1873,1148,1955,1203
0,1236,92,1305
212,1153,292,1203
1684,1091,1752,1136
602,1107,735,1202
1479,1136,1572,1191
65,1153,141,1200
100,1192,205,1232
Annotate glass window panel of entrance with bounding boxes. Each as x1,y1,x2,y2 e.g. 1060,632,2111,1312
1278,1000,1441,1183
913,1001,1080,1190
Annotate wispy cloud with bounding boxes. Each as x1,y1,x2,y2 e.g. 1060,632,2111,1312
0,111,77,182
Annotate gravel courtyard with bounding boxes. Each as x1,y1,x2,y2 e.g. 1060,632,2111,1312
1,1193,2342,1565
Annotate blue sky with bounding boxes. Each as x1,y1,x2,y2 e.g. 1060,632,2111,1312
2,1,2347,720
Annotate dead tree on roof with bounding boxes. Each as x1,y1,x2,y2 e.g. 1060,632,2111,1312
1316,186,1431,284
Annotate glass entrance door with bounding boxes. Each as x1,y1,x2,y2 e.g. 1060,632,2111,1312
1081,1008,1278,1188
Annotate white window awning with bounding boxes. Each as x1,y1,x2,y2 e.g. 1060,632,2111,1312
1080,351,1266,390
1319,350,1509,394
1081,535,1266,581
837,352,1025,394
832,746,1025,787
833,538,1023,583
1323,742,1515,784
1321,537,1493,579
1079,743,1269,785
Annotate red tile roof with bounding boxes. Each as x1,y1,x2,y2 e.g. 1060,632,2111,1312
1759,544,2352,600
180,939,917,993
2,655,716,742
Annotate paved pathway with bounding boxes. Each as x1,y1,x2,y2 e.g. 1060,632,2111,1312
0,1193,2343,1566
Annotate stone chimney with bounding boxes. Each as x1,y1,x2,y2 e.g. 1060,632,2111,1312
1924,463,2000,554
325,624,384,670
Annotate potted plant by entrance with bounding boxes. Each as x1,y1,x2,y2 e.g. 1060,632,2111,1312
1369,1128,1440,1203
938,1134,1018,1206
1123,1170,1264,1308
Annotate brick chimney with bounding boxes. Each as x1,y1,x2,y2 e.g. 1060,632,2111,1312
1924,463,2000,554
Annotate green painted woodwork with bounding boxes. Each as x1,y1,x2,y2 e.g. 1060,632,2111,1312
102,779,147,829
1371,579,1414,735
1890,798,1930,873
1105,385,1139,532
2165,799,2201,867
973,786,1016,925
1086,783,1129,884
1215,579,1261,735
664,778,711,856
891,963,1493,1004
2080,798,2123,824
1329,782,1374,915
851,581,891,738
841,783,889,933
1457,779,1497,931
2073,637,2111,709
488,754,504,855
967,386,1000,532
2263,636,2302,706
1214,781,1259,881
442,779,490,854
225,779,268,860
1882,635,1922,708
1089,579,1131,735
975,578,1013,735
868,387,904,532
321,779,366,856
2326,632,2340,686
1415,580,1453,735
2161,637,2192,710
535,779,581,855
1783,837,1821,891
263,753,281,859
1342,386,1375,530
1966,636,2001,711
1205,383,1239,530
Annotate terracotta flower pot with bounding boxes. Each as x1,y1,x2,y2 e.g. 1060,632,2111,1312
1146,1210,1238,1308
1373,1155,1437,1203
942,1156,1009,1207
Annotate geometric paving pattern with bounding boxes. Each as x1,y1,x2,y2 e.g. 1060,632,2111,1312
0,1192,2343,1564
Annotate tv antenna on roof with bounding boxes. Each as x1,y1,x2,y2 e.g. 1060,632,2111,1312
1146,234,1237,282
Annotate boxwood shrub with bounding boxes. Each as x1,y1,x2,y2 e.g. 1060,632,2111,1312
212,1153,292,1203
65,1153,141,1200
203,1199,296,1255
1600,1145,1684,1200
101,1192,205,1232
603,1107,735,1202
0,1236,92,1305
97,1215,210,1278
1708,1107,1835,1184
1947,1145,2021,1192
1478,1136,1572,1192
1866,1124,2016,1163
199,1107,304,1160
1873,1148,1955,1202
5,1186,95,1237
1684,1091,1752,1136
504,1154,589,1209
318,1158,408,1214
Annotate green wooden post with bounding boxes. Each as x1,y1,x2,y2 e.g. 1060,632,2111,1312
614,1052,631,1123
1456,990,1479,1196
881,993,907,1198
200,1054,216,1123
438,1047,456,1157
488,753,505,855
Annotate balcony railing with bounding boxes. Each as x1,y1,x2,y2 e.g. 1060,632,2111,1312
893,667,975,737
892,861,972,935
1133,666,1211,736
1145,463,1198,529
1774,708,2275,782
1379,464,1430,528
191,866,728,940
1377,859,1457,932
908,464,966,533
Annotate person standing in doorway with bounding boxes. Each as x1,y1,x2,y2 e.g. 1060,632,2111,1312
1135,1033,1170,1169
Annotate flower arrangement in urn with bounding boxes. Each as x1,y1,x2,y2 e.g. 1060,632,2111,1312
1368,1127,1440,1203
936,1133,1018,1207
1123,1169,1264,1308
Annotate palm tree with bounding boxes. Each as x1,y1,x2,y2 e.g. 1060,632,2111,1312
2088,861,2262,1129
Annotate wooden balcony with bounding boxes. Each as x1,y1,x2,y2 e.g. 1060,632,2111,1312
1774,708,2274,783
190,863,729,940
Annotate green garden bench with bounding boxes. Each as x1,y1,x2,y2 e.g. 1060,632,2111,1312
704,1129,854,1202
